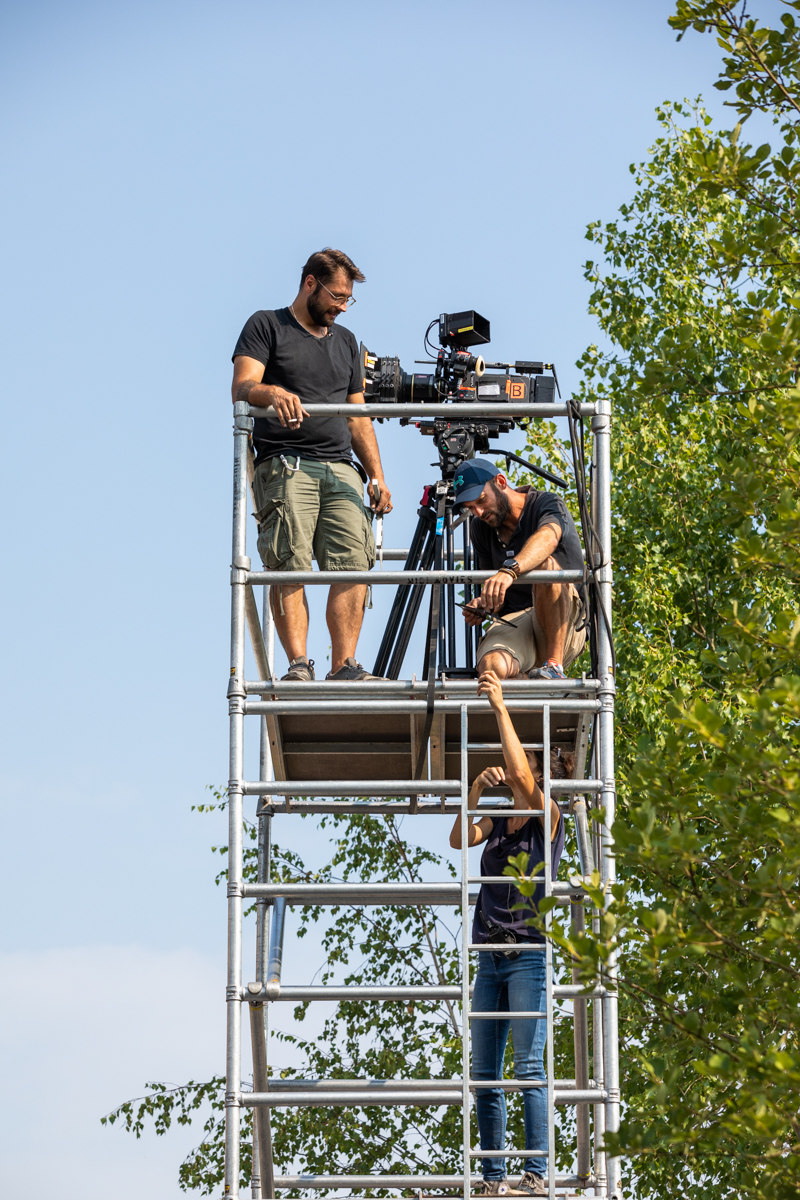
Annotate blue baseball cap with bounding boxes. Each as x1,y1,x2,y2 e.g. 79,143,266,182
452,458,501,508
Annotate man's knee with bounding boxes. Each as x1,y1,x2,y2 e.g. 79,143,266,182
532,568,569,607
478,650,520,679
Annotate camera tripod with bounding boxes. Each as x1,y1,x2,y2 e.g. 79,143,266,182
372,475,481,681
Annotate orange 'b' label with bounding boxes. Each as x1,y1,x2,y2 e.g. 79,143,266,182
507,380,526,400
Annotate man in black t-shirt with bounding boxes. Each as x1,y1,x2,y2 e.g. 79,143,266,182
454,459,586,681
231,249,392,683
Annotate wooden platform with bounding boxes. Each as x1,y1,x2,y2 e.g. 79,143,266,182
266,705,591,787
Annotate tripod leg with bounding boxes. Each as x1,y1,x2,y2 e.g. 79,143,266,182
372,507,433,677
387,529,435,679
414,492,447,779
446,514,456,670
463,516,474,671
414,579,441,779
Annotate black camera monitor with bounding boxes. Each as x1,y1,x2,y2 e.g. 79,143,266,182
438,310,490,348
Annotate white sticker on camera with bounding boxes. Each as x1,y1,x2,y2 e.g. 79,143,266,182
477,383,501,396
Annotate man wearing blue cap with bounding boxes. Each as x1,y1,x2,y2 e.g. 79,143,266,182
454,460,586,681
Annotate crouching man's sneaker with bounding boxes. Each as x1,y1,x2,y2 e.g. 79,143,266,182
479,1182,512,1196
528,659,566,681
517,1173,547,1195
281,656,315,682
325,657,384,682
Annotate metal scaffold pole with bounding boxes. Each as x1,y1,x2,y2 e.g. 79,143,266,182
460,703,471,1200
221,395,619,1199
225,400,254,1197
593,396,620,1200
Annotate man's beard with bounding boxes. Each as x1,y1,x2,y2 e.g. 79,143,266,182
307,286,338,328
484,484,510,527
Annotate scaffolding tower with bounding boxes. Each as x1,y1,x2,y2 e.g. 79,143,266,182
225,397,620,1200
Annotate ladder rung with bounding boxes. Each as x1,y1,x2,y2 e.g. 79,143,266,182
469,1149,548,1157
469,1011,546,1019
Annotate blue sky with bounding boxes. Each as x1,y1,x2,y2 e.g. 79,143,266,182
0,0,742,1193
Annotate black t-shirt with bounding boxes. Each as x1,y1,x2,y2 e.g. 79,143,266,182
232,307,364,465
471,486,584,614
472,811,565,944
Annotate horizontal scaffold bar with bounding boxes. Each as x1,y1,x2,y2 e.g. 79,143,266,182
243,677,598,696
248,402,596,419
244,698,602,716
257,800,574,816
242,982,609,1001
244,1090,461,1106
243,1089,605,1107
246,568,584,586
241,881,585,904
244,779,460,797
271,1176,589,1189
244,779,601,797
262,1078,576,1091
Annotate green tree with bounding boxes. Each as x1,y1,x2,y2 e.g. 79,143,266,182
505,4,800,1198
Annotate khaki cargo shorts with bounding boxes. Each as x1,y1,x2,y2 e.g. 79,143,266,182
477,583,587,674
253,456,376,572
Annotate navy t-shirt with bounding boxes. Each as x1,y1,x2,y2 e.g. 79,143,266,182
232,307,364,465
471,486,584,614
472,810,565,944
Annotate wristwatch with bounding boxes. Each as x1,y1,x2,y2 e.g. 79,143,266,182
498,559,521,579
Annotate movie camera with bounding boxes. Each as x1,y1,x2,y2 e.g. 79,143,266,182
361,311,563,480
361,309,558,408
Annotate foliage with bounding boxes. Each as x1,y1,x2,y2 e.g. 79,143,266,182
505,4,800,1198
104,810,583,1194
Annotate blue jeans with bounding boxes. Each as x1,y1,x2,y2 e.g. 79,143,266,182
471,949,548,1180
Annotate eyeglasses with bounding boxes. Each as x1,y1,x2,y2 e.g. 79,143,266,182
313,277,356,309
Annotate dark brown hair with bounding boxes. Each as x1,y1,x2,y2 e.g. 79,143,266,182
299,248,366,289
530,746,575,786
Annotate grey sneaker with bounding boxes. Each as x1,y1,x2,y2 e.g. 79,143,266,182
528,660,566,681
479,1182,512,1197
281,656,315,682
325,656,384,682
517,1173,547,1195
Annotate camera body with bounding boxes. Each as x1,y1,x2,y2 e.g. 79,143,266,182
361,310,557,406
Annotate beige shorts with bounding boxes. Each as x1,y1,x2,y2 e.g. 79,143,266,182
477,583,587,674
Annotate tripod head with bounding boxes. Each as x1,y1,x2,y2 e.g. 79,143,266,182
407,416,568,490
415,416,515,480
